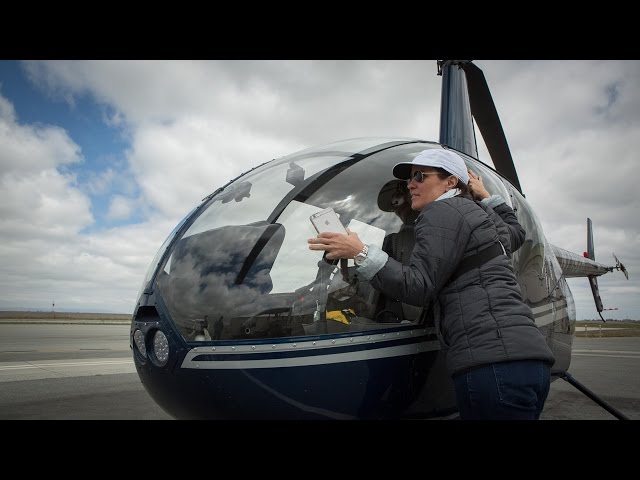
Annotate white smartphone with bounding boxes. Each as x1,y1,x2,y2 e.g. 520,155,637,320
310,207,347,235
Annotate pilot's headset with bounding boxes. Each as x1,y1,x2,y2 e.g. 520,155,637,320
377,180,408,213
390,183,407,209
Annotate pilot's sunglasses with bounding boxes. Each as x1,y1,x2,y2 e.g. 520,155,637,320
407,170,441,184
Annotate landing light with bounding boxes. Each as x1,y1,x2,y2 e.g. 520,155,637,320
152,330,170,366
133,329,146,358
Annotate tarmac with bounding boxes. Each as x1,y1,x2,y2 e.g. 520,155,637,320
0,321,638,420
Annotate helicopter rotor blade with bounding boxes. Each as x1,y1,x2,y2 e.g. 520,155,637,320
461,62,523,194
613,252,629,280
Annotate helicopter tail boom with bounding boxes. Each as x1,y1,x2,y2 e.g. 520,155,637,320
550,244,611,278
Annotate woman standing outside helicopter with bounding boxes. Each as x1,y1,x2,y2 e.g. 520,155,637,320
308,149,555,420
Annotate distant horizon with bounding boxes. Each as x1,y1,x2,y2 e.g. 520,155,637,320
0,306,132,315
0,307,637,322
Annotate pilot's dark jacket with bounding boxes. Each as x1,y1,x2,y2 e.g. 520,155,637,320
369,195,556,377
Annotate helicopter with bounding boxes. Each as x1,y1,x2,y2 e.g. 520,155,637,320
129,60,629,420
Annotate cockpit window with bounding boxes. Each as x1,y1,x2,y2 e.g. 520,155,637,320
153,139,443,342
507,186,547,305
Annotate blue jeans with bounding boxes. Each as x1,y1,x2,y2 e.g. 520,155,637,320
453,360,550,420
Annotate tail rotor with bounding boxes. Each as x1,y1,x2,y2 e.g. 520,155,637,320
612,253,629,280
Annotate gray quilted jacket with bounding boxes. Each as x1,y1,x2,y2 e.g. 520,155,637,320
370,195,555,377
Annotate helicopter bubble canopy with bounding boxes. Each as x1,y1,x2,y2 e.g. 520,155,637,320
141,138,485,342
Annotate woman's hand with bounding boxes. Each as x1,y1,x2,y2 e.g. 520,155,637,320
308,229,364,260
467,169,490,201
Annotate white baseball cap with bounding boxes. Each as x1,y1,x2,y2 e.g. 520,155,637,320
393,149,470,185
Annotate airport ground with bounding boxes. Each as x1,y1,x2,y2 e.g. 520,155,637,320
0,321,639,420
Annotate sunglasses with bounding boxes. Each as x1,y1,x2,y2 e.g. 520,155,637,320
406,170,441,184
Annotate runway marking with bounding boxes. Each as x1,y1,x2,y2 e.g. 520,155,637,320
573,351,640,359
0,359,133,371
573,349,640,355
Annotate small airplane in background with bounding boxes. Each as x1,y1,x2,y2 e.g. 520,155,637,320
129,60,629,419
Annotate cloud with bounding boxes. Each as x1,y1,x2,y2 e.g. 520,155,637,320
0,91,92,240
0,90,158,313
106,194,134,220
128,117,303,220
0,93,82,174
84,167,115,195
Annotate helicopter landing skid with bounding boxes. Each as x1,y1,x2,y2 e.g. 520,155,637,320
557,371,629,420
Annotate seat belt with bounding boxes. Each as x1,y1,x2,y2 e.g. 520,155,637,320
447,241,505,285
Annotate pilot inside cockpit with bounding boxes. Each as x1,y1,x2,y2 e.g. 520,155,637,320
375,180,422,323
377,180,419,262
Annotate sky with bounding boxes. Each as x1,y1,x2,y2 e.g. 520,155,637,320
0,60,638,319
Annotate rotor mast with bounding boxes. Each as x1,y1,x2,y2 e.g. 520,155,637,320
437,60,523,194
438,60,478,159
